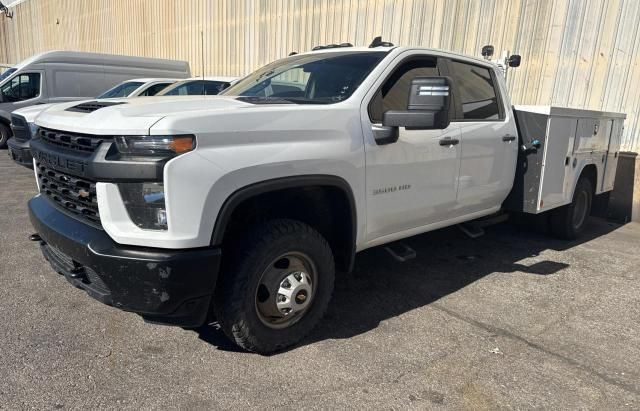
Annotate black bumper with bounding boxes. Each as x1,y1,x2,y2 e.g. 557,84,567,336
7,138,33,169
28,195,221,327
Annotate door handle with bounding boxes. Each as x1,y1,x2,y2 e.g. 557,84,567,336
439,137,459,146
502,134,516,142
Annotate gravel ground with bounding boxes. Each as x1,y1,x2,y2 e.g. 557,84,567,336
1,153,639,409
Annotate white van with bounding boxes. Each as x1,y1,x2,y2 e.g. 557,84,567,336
0,50,190,147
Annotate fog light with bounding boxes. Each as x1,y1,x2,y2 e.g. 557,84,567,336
118,182,168,230
29,122,39,138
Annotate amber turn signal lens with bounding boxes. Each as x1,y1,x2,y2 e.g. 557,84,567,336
170,136,195,154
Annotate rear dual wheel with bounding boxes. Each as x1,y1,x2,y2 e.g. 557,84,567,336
550,177,593,240
215,219,335,354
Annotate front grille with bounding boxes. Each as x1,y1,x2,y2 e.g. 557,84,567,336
38,127,107,153
10,114,30,142
36,163,100,225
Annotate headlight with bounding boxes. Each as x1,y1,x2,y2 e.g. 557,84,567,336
28,122,39,138
114,135,195,157
118,182,168,230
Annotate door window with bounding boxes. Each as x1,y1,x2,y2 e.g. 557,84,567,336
138,82,172,96
97,81,144,98
0,73,41,102
368,57,439,123
160,80,229,96
448,61,501,120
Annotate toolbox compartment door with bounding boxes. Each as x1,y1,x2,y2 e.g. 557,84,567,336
539,117,576,212
602,120,622,191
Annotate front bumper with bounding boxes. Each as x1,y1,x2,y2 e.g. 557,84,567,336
28,194,221,327
7,138,33,169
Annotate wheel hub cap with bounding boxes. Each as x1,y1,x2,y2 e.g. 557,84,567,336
276,271,313,315
254,253,316,329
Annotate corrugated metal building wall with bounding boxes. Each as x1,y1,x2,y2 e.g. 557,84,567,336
1,0,639,151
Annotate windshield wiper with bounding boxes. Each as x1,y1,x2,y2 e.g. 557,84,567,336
236,96,293,104
236,95,334,105
278,97,331,104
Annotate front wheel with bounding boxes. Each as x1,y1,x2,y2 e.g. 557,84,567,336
215,219,335,354
550,177,593,240
0,122,11,149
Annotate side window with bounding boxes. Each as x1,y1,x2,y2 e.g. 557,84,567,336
449,61,501,120
0,73,41,102
140,83,171,96
368,58,439,123
203,81,228,95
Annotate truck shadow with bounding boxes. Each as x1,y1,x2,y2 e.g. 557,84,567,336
196,216,621,353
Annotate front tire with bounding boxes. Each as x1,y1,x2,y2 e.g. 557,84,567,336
215,219,335,354
550,177,593,240
0,122,11,149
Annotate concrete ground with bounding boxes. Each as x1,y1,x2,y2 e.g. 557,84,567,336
1,154,639,410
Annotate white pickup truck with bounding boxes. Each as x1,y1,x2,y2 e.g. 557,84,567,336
26,41,625,353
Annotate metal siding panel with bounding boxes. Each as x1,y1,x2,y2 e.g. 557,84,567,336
1,0,639,151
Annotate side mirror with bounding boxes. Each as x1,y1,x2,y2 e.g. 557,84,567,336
481,45,495,59
378,77,450,145
508,55,521,67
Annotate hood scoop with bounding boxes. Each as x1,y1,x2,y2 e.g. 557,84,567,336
66,101,127,113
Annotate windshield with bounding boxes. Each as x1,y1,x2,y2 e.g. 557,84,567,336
221,51,387,104
0,68,17,83
97,81,144,98
158,80,230,96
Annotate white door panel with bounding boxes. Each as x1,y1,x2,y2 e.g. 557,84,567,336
453,119,517,216
365,125,461,240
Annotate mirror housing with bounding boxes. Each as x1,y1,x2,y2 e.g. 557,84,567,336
481,45,495,59
380,77,451,135
383,110,449,130
508,55,521,67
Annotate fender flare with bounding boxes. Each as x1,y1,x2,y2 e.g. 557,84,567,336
210,175,358,271
571,161,599,199
0,110,11,125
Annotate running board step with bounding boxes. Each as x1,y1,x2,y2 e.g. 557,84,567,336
384,243,416,262
458,223,485,238
458,213,510,239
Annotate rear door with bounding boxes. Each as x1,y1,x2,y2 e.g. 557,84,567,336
443,59,518,217
364,52,462,242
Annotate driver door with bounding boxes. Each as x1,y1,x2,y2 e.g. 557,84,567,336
363,54,461,243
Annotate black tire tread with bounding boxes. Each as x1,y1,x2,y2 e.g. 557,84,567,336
216,218,334,353
550,177,593,240
0,122,10,149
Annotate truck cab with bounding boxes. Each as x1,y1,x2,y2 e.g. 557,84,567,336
25,43,623,353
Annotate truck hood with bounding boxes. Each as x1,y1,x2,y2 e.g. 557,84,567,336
35,96,254,135
13,103,58,123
